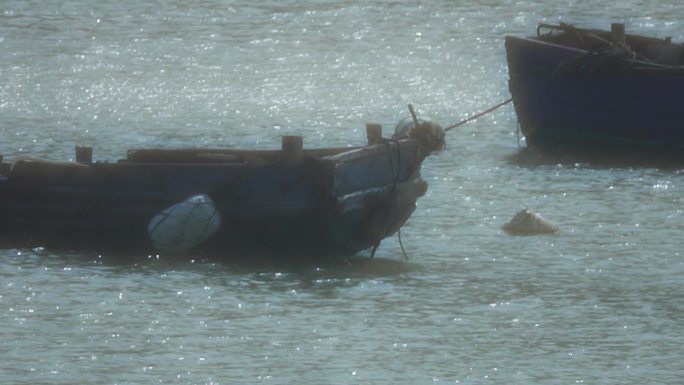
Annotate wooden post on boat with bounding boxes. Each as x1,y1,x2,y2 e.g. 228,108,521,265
75,145,92,163
611,23,626,46
282,135,303,162
366,123,382,144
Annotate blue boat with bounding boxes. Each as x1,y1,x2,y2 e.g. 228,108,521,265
0,117,445,261
505,23,684,154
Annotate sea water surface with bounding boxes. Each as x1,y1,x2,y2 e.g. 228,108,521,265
1,1,683,384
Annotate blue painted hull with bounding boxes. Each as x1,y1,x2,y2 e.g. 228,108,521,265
0,139,429,261
505,30,684,154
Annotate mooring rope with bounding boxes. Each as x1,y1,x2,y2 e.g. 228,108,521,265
398,227,409,261
443,97,513,132
393,97,514,262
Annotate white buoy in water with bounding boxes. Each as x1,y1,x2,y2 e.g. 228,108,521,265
502,209,558,235
147,194,221,254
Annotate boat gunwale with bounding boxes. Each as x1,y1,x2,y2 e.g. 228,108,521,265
505,35,684,78
513,22,684,70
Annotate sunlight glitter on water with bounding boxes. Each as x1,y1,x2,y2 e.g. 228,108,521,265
2,1,684,384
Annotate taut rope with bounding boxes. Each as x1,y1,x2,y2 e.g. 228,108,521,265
444,98,513,132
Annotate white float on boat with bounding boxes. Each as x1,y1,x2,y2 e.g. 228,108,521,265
147,194,221,254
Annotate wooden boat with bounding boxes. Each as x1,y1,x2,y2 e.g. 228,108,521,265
0,117,445,261
505,23,684,154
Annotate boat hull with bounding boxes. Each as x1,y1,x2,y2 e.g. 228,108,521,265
0,139,428,261
505,35,684,153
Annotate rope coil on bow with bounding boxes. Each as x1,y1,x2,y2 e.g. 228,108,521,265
393,98,514,261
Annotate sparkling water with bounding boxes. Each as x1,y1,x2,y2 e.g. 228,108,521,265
1,1,683,383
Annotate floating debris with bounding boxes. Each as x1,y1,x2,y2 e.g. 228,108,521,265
502,209,558,235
